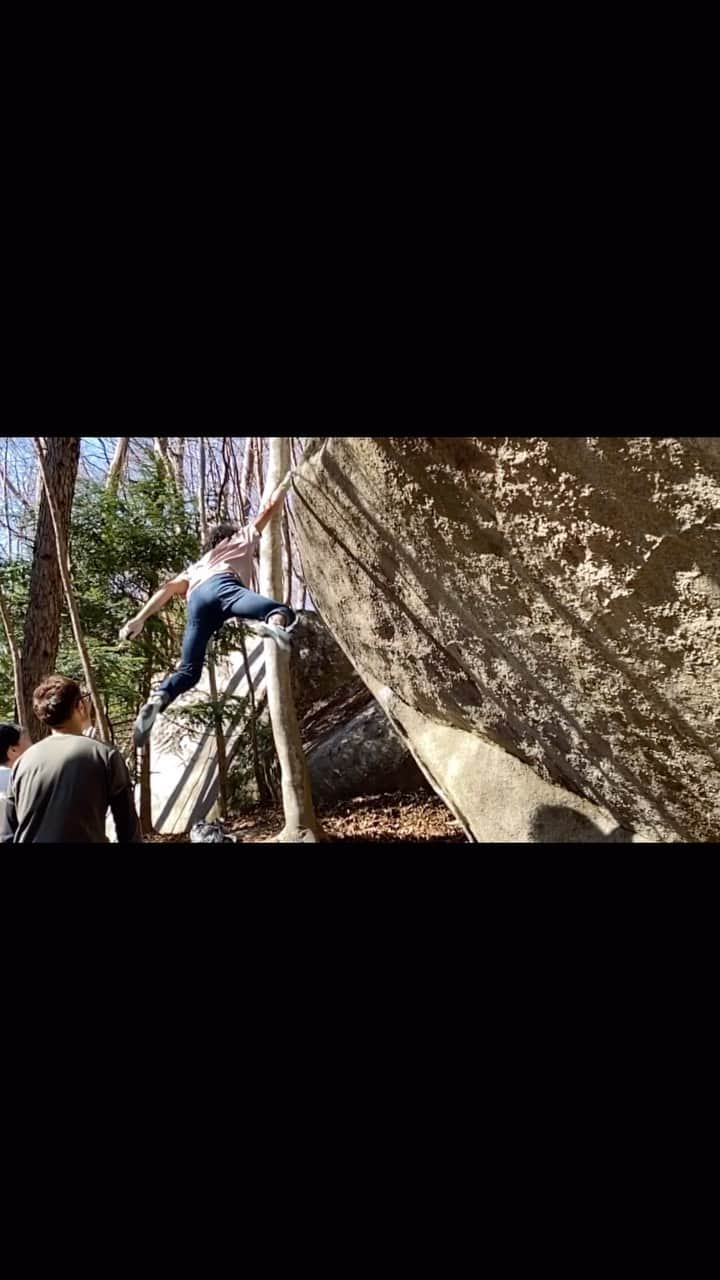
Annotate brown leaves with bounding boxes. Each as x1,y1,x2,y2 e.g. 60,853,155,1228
147,788,467,844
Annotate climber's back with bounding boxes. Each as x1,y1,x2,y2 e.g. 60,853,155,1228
182,522,261,599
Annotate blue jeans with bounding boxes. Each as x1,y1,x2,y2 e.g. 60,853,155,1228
158,573,296,706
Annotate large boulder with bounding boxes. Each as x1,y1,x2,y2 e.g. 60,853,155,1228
289,615,426,805
291,437,720,842
302,678,425,805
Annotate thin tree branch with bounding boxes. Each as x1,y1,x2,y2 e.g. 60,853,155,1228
0,577,25,724
32,437,112,742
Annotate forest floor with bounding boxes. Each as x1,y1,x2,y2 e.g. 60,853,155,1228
147,788,468,844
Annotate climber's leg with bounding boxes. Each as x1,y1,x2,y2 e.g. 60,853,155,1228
158,615,214,702
133,587,221,748
217,579,297,652
227,586,295,628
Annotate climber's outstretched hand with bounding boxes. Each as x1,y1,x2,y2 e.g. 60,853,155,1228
119,618,144,641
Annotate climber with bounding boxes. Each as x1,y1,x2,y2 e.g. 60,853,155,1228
120,469,297,748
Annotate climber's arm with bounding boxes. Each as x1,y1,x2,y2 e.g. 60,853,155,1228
120,575,188,640
252,470,294,536
137,575,188,621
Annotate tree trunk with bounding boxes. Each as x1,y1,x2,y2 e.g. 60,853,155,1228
140,740,153,835
198,436,208,544
259,438,322,841
32,438,112,743
106,437,130,491
207,641,229,819
22,437,81,741
238,629,273,806
170,437,185,490
217,438,232,518
0,579,25,725
253,437,264,506
33,438,47,511
239,438,254,522
138,654,154,833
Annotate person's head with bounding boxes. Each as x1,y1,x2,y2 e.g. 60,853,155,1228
32,675,93,734
0,722,31,766
201,521,238,555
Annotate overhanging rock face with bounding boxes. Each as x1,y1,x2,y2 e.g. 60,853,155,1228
292,437,720,843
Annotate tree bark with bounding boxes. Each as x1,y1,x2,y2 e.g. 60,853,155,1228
253,437,264,506
259,438,322,841
168,437,185,490
0,579,25,725
106,437,130,491
138,654,154,834
198,436,208,544
34,439,47,511
32,438,112,743
140,739,153,835
207,641,229,819
238,629,273,806
217,438,232,518
22,436,81,741
239,438,254,523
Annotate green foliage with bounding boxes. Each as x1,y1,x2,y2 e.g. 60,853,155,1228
1,455,279,811
164,691,279,811
62,460,200,753
0,560,32,719
164,693,251,738
1,456,201,746
227,714,278,809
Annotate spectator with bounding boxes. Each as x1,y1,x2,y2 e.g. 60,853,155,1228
0,675,142,844
0,722,31,797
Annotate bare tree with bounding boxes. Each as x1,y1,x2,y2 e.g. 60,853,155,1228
259,438,322,841
1,450,34,517
140,739,153,834
238,629,272,805
239,438,254,523
253,437,264,508
33,438,47,511
0,578,25,724
217,437,232,516
169,438,185,490
106,437,130,492
33,438,112,743
206,640,229,820
22,437,81,741
198,436,208,544
226,439,243,524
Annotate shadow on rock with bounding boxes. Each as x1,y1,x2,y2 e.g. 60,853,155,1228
530,806,635,843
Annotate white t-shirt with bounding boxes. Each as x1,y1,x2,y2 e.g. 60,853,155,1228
183,525,261,599
0,764,12,797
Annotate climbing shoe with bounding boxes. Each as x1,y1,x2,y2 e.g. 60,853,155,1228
244,620,293,653
133,692,169,749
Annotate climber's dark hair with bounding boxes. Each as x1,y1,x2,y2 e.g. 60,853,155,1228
0,722,23,765
202,521,240,555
